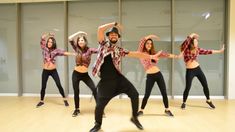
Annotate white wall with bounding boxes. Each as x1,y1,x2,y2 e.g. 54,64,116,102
228,0,235,99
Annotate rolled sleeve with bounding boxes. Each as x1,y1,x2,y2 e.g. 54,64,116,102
198,48,212,55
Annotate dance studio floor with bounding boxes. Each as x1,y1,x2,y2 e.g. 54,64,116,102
0,96,234,132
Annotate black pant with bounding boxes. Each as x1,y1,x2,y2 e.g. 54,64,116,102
40,69,65,101
183,66,210,102
72,71,97,109
141,72,169,109
95,75,139,125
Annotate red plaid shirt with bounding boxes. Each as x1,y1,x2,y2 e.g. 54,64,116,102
181,36,213,63
138,37,170,71
69,40,98,68
92,40,129,77
41,38,65,64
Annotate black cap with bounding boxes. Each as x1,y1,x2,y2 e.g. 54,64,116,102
106,27,121,38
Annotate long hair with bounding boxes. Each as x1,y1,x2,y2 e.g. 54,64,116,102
46,37,57,50
76,36,89,53
143,38,156,55
180,38,196,52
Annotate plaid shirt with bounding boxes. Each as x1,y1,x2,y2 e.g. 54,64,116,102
92,40,129,77
138,37,170,71
69,40,98,68
181,36,213,63
41,38,65,64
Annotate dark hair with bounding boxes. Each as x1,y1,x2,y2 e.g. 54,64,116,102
143,39,156,55
180,38,196,52
46,37,57,50
76,36,89,53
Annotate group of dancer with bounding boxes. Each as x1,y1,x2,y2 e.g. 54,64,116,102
36,22,225,132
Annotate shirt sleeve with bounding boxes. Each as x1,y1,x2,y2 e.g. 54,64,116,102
138,37,147,52
181,36,193,52
99,40,107,46
69,40,77,52
40,38,47,49
89,48,99,54
119,47,130,57
55,49,66,56
198,48,213,55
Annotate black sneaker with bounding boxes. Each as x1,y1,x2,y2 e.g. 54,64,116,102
130,116,144,130
64,100,69,107
181,103,186,109
89,122,101,132
165,110,174,117
36,102,44,108
206,101,215,109
137,111,143,116
72,109,80,117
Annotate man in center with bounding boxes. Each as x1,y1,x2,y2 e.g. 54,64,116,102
90,22,161,132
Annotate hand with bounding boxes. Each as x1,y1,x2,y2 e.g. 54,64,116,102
151,50,162,61
49,32,55,37
220,44,225,53
190,33,199,39
41,33,48,39
114,22,123,31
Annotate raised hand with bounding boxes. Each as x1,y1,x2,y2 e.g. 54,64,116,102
49,32,55,38
145,34,160,41
189,33,199,39
220,44,225,53
41,33,48,39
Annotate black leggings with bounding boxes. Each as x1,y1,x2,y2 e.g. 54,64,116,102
183,66,210,102
40,69,65,101
141,72,169,109
95,75,139,125
72,70,97,109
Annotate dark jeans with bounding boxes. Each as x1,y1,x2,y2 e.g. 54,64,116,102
40,69,65,101
183,66,210,102
72,70,97,109
141,71,169,109
95,75,139,125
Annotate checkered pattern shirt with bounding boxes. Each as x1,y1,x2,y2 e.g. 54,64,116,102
181,36,213,63
92,40,129,77
138,37,170,71
69,40,98,68
40,38,65,64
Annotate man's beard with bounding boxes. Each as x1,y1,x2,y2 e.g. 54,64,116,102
110,39,118,44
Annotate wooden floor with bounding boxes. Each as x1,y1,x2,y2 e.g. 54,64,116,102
0,97,234,132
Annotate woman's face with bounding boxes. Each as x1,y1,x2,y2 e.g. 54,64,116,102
47,38,53,48
78,37,86,48
145,40,153,51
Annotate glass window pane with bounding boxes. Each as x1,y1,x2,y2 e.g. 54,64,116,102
68,0,118,94
174,0,225,96
0,4,18,93
21,2,65,94
122,0,171,95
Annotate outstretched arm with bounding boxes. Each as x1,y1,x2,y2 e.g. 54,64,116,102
64,52,76,56
211,44,225,54
127,50,162,61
